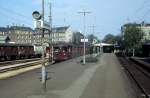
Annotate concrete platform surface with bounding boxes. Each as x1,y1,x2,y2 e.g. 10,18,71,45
0,53,136,98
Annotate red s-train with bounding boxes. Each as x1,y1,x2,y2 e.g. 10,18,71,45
46,43,91,62
0,43,91,62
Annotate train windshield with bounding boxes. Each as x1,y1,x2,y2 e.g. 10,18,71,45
54,47,60,53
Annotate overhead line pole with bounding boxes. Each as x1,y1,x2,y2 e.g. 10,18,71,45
90,25,96,35
90,25,96,54
78,10,91,65
49,2,53,64
41,0,46,91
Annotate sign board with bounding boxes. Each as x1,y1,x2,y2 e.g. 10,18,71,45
34,20,41,29
34,20,50,30
81,39,88,42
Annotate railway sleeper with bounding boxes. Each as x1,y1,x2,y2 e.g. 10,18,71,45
0,62,40,73
118,57,150,98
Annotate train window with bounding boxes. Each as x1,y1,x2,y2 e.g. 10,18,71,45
62,50,65,52
0,47,3,50
54,49,59,52
63,47,67,52
54,47,60,53
68,48,71,52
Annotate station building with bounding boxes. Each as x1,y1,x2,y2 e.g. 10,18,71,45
94,43,114,54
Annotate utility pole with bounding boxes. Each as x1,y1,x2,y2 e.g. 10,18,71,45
90,25,96,35
49,3,54,64
41,0,46,91
78,10,91,65
49,3,53,64
32,0,47,92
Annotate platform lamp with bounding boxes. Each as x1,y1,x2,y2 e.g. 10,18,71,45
32,9,47,92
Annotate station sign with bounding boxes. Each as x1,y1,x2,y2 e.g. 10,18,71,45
34,20,50,30
81,39,88,42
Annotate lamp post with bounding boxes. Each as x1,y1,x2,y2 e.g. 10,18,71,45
41,0,47,92
32,0,46,92
78,10,91,64
49,3,53,64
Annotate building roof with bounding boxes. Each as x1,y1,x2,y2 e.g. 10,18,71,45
33,26,70,35
123,23,150,27
9,26,34,32
0,26,34,33
0,27,9,32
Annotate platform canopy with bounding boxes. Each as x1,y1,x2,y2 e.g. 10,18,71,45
94,43,114,47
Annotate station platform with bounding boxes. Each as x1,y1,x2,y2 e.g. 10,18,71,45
0,53,136,98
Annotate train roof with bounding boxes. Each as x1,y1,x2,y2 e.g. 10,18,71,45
0,43,33,47
53,43,91,48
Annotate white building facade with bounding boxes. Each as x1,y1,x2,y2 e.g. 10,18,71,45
52,26,74,43
33,26,75,45
121,23,150,42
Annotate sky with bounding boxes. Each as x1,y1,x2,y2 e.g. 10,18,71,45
0,0,150,39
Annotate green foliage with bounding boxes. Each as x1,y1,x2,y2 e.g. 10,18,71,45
123,24,144,50
87,34,98,44
103,34,122,45
114,35,122,45
103,34,115,44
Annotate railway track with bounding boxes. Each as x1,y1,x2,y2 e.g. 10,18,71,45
0,58,41,67
0,59,48,73
118,57,150,98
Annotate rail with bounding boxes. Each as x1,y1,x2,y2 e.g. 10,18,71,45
0,58,41,67
118,57,150,98
0,60,48,73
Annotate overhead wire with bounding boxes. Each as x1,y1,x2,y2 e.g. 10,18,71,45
129,0,150,22
0,5,32,26
0,10,32,27
138,9,150,22
134,0,149,14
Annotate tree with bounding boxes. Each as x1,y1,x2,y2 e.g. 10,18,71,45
103,34,115,44
87,34,98,44
123,24,144,56
87,34,99,54
114,35,123,46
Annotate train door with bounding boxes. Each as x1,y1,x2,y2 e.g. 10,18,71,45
0,46,4,60
61,46,68,60
67,45,72,59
